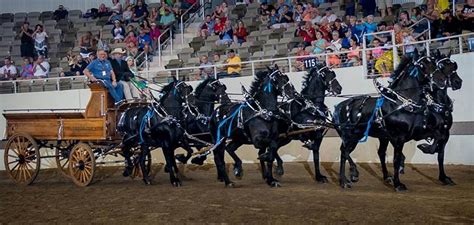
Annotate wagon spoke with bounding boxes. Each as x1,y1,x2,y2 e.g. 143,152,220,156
8,160,20,164
10,162,20,172
25,162,35,171
83,167,92,177
23,165,32,178
8,154,19,159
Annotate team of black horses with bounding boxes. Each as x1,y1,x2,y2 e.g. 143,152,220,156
116,49,462,191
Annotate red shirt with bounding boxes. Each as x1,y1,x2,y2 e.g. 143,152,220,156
214,23,224,34
319,26,331,41
298,27,316,43
235,27,248,40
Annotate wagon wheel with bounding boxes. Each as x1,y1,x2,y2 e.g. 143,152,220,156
3,133,41,185
130,149,152,179
55,140,77,178
68,143,95,187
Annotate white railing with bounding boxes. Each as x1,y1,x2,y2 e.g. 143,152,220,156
1,32,473,94
362,30,398,76
409,18,431,41
180,1,200,45
157,27,173,67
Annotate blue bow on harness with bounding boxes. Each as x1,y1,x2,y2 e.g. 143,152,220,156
215,103,247,144
359,96,385,143
263,81,272,93
139,108,155,144
409,66,419,77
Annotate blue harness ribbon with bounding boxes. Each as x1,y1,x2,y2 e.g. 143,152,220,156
215,104,247,144
139,108,154,144
263,81,272,93
359,97,385,143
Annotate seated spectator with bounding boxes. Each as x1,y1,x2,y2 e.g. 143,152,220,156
341,29,352,50
123,5,134,24
33,55,50,78
213,17,225,35
272,4,293,29
401,29,416,57
312,31,329,54
440,9,462,36
293,3,305,23
295,44,309,71
110,48,139,100
84,50,124,103
200,15,215,38
319,19,332,40
126,56,138,75
399,11,414,28
268,9,280,28
139,19,152,34
111,0,122,14
18,22,35,62
212,3,227,22
326,47,341,68
309,7,322,24
97,3,112,18
80,32,94,58
332,19,347,37
352,18,365,44
213,53,226,77
377,0,393,18
371,39,384,59
133,0,149,22
0,57,18,80
373,22,391,44
364,15,378,42
197,55,214,80
222,50,241,77
125,31,139,48
53,5,69,21
216,20,233,46
149,22,161,50
137,29,152,55
124,0,133,10
61,55,88,76
330,31,342,51
112,20,126,43
322,8,337,23
233,20,247,45
19,58,34,79
160,7,176,26
297,21,316,47
259,3,273,23
126,24,137,36
33,24,48,58
127,41,139,58
461,1,474,31
346,37,361,66
149,7,159,22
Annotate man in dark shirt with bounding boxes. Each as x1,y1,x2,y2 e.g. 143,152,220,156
440,10,462,36
461,2,474,31
279,5,294,24
133,1,149,22
110,48,139,100
17,22,35,61
53,5,68,21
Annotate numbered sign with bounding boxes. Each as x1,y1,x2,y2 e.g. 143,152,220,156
303,58,318,69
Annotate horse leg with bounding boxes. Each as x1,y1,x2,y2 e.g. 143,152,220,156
311,137,328,183
215,144,234,187
347,150,360,183
258,148,267,180
176,139,193,164
225,141,244,179
437,135,455,185
274,148,284,176
392,142,407,191
377,138,392,183
265,143,281,187
139,144,152,185
122,144,134,177
164,147,181,187
339,141,356,188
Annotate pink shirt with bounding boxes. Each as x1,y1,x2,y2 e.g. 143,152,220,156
150,27,161,40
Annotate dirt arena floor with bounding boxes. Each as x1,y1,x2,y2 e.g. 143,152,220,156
0,162,473,224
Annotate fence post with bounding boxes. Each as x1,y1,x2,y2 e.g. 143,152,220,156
391,31,399,70
288,58,292,73
214,65,217,79
362,35,368,76
13,81,17,93
158,37,162,67
251,62,255,76
170,29,174,54
459,36,463,54
56,78,60,91
176,69,179,80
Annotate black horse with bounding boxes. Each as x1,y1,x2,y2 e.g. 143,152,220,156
273,64,342,182
378,50,463,186
117,78,193,186
333,53,449,191
209,66,297,187
175,76,231,165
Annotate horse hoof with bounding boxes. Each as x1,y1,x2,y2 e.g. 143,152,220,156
226,182,236,188
122,166,133,177
417,143,437,154
270,181,282,188
350,175,359,183
143,179,152,185
233,168,243,180
172,181,182,187
275,166,284,176
440,176,456,186
340,180,352,189
316,176,328,184
175,154,187,164
395,183,408,192
399,167,405,174
384,176,394,184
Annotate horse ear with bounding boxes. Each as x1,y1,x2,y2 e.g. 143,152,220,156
448,50,452,58
274,63,279,70
266,65,271,71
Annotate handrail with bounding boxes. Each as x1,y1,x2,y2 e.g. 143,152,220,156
409,18,431,40
157,26,171,67
180,1,199,45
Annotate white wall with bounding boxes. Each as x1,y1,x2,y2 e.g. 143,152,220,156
0,52,473,170
0,0,160,14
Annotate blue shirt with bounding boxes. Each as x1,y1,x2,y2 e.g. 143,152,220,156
138,34,152,49
86,59,113,80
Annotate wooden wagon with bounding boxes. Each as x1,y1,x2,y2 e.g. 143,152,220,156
3,83,150,186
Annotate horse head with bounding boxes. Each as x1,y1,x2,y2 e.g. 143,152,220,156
433,50,462,91
411,50,448,90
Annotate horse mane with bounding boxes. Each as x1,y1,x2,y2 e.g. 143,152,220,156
194,77,214,97
301,68,318,94
249,70,267,95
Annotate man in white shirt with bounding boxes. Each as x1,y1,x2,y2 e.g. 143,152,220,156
0,57,18,80
321,7,337,23
330,31,342,51
33,55,50,78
